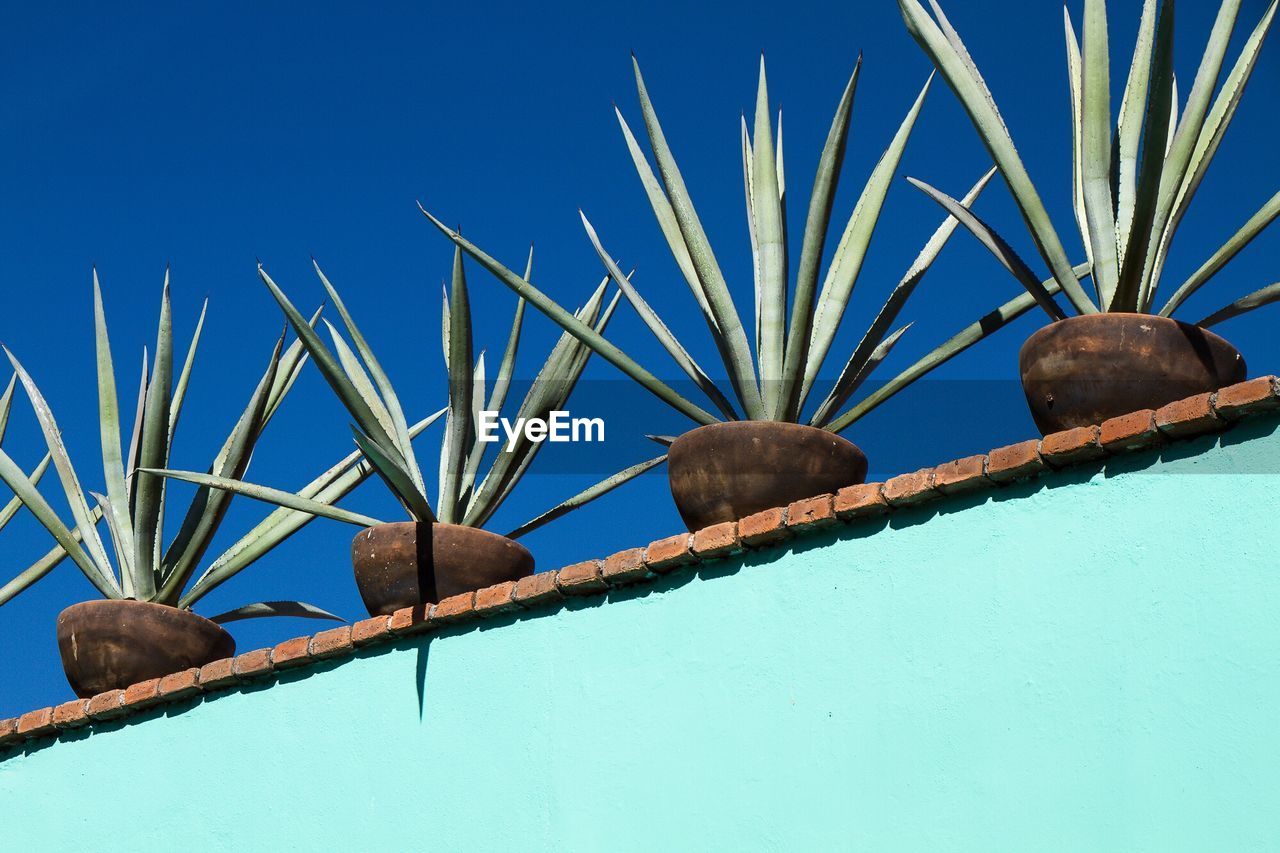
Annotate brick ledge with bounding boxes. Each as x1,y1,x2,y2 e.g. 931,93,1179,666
2,375,1277,753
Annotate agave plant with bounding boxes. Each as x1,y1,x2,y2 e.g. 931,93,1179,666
147,251,664,540
0,272,421,622
899,0,1280,324
423,56,1089,436
0,376,53,544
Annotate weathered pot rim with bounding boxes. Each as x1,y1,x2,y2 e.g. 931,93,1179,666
353,520,533,554
58,598,229,636
1020,312,1240,356
671,419,856,446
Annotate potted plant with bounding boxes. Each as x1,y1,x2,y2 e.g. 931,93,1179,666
422,57,1082,530
148,253,663,616
899,0,1277,433
0,272,404,697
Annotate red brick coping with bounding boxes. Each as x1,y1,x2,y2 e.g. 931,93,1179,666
2,376,1278,751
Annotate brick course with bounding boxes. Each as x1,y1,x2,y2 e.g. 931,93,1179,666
52,700,90,729
555,562,608,595
512,572,563,607
691,522,742,558
1155,393,1221,437
1099,410,1160,452
271,637,313,669
309,626,355,659
473,583,520,616
932,456,989,495
1213,376,1279,418
601,549,649,585
882,468,939,507
833,484,887,519
986,440,1044,482
644,534,695,572
738,508,790,546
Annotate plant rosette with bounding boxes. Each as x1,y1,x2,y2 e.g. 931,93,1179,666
901,0,1278,432
427,56,1056,528
0,272,370,695
152,252,664,616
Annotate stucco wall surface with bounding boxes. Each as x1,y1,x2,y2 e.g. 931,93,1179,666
2,419,1278,852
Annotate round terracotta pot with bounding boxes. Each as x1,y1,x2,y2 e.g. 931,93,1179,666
351,521,535,616
1019,313,1246,434
56,599,235,699
667,421,868,531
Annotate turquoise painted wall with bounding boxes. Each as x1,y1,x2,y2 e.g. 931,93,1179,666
3,419,1279,852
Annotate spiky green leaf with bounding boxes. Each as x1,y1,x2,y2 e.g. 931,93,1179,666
806,168,995,423
154,334,284,603
468,291,622,529
207,600,345,625
4,348,116,586
1197,281,1280,327
439,247,475,523
581,213,738,420
811,323,912,428
780,57,861,420
91,272,138,592
825,264,1091,433
1112,0,1159,273
0,452,51,532
1113,0,1175,311
420,210,718,426
907,178,1066,320
351,426,436,523
131,273,175,596
1159,188,1280,317
313,261,424,492
630,56,763,418
0,519,95,608
505,454,668,539
325,319,397,439
750,57,788,417
258,265,407,464
1064,11,1096,283
487,250,532,417
1149,0,1277,305
1078,0,1120,301
0,374,17,443
181,408,445,608
802,74,934,399
0,447,119,598
144,468,384,528
1137,0,1244,304
168,298,208,442
614,108,716,324
898,0,1098,314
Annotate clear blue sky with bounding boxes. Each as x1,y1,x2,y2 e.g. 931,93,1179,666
2,0,1277,715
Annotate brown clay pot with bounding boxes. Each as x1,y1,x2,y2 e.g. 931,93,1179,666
56,599,235,699
667,421,868,531
351,521,535,616
1019,313,1246,434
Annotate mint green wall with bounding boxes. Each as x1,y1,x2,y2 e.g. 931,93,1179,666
4,419,1279,852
